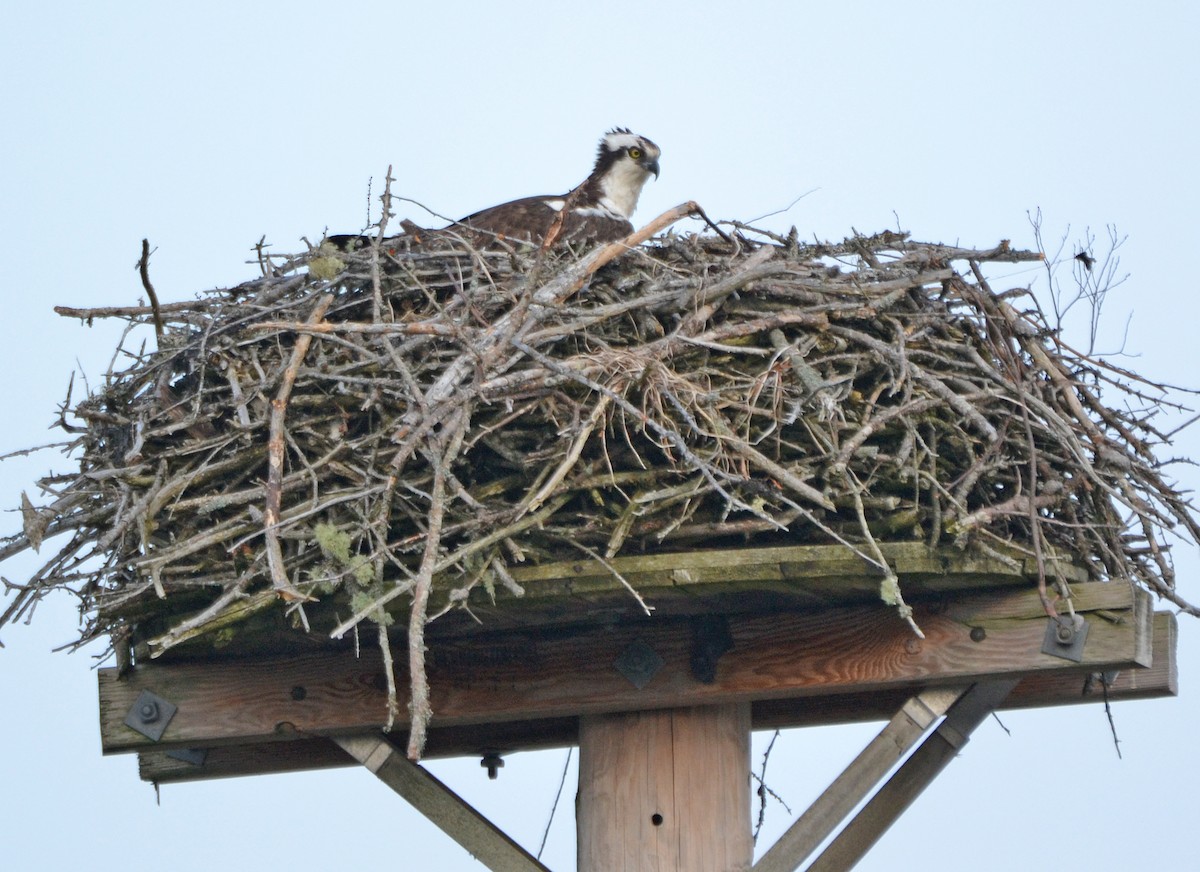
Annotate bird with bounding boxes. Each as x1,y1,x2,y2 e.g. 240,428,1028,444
455,128,661,248
326,128,660,252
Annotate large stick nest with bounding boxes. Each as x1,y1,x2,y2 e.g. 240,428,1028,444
5,214,1199,697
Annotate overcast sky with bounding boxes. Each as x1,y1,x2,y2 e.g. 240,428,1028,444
3,2,1199,870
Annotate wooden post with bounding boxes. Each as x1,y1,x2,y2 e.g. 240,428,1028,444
578,703,752,872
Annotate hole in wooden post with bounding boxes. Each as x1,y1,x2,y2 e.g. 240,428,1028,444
651,812,664,827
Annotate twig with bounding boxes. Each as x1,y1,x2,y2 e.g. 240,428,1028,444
538,748,574,859
136,239,165,340
406,453,447,759
753,729,791,842
560,538,654,617
264,293,334,601
1100,672,1123,759
379,621,399,732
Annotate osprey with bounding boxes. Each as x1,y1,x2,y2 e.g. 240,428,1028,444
327,129,660,252
455,128,661,248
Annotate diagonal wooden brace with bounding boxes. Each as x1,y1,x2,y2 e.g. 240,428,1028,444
753,686,971,872
335,735,550,872
804,680,1019,872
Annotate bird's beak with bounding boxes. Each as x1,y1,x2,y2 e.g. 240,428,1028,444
645,157,660,179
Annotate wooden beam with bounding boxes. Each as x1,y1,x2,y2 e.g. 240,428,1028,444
100,582,1150,756
130,543,1091,658
335,734,550,872
752,687,969,872
577,704,751,872
804,680,1020,872
754,607,1174,728
137,718,578,783
441,541,1089,634
135,609,1175,785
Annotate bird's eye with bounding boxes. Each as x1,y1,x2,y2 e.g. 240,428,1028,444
628,147,642,159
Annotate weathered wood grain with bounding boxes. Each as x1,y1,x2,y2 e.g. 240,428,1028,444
464,542,1089,629
102,581,1148,756
136,610,1175,783
577,704,751,872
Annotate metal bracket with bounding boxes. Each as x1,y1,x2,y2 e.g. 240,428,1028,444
165,748,208,766
123,689,177,742
614,639,664,689
690,615,734,683
1041,614,1089,662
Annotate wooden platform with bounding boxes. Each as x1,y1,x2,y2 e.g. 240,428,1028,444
99,543,1173,783
96,542,1178,871
132,541,1090,658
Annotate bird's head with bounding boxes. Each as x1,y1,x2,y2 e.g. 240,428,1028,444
590,128,660,219
597,128,661,179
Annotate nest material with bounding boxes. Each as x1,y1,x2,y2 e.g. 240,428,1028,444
4,213,1199,753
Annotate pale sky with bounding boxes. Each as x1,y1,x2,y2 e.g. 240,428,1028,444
3,2,1199,870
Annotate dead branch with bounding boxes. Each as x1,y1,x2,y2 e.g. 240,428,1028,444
136,238,165,340
265,293,334,601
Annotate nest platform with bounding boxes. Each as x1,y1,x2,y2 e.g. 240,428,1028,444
4,218,1197,761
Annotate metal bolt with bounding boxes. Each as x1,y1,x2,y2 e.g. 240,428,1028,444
290,685,307,701
123,690,178,742
615,639,665,689
481,753,504,780
970,627,987,643
1055,620,1076,645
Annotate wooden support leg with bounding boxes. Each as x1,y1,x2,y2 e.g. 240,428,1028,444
752,686,970,872
805,680,1019,872
577,703,752,872
335,735,549,872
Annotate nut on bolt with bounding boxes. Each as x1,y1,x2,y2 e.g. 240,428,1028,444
123,689,178,742
481,752,504,780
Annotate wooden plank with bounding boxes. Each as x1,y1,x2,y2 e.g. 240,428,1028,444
136,610,1176,783
484,542,1088,620
141,739,352,782
335,734,549,872
503,542,1083,591
1002,609,1176,709
752,687,968,872
804,680,1019,872
577,704,751,872
131,544,1090,658
100,581,1149,755
754,607,1173,726
136,716,579,783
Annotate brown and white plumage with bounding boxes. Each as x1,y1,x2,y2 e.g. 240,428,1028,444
453,128,661,248
327,129,660,253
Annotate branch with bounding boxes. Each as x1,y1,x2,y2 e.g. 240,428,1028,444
136,238,165,340
264,293,334,601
